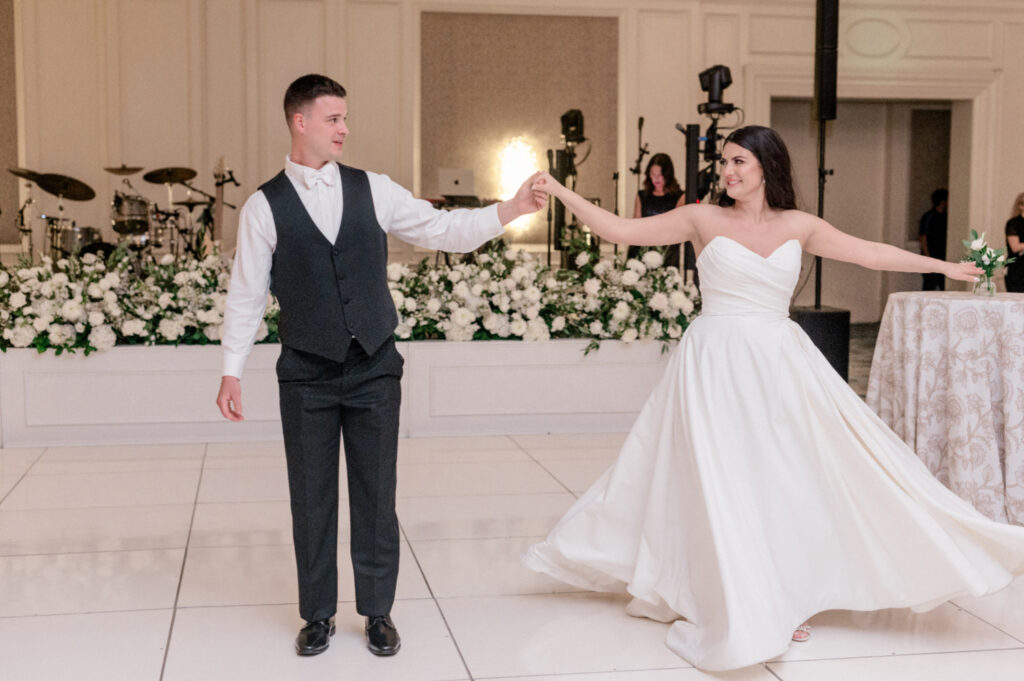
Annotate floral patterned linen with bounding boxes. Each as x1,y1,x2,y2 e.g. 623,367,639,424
867,291,1024,524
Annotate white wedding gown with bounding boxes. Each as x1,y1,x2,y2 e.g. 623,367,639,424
523,236,1024,671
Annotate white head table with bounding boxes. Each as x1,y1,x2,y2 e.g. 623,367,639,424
867,291,1024,525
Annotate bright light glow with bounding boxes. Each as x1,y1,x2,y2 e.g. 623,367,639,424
499,137,538,232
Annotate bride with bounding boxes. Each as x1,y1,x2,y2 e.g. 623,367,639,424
523,125,1024,671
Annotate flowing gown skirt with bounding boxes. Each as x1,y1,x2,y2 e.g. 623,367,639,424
523,237,1024,671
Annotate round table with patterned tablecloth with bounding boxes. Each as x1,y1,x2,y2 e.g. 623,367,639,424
867,291,1024,524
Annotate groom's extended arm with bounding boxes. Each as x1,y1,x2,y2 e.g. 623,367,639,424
369,172,545,252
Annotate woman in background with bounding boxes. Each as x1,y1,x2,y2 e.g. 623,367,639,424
628,153,685,267
1004,191,1024,292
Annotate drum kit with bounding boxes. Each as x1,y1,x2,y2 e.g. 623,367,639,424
9,161,237,261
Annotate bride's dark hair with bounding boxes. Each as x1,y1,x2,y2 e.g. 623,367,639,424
717,126,797,210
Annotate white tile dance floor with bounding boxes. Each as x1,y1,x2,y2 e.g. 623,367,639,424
2,434,1023,680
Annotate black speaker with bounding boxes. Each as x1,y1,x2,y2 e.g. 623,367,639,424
790,306,850,380
813,0,839,121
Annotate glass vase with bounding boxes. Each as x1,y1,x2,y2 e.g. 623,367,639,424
972,275,996,296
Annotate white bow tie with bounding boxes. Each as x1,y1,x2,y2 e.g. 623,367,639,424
303,167,335,190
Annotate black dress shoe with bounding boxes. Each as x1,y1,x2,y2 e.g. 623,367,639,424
365,615,401,656
295,617,335,656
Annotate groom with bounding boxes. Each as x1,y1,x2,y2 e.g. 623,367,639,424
216,74,544,657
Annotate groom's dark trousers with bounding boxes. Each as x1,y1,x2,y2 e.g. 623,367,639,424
262,163,402,623
277,338,403,623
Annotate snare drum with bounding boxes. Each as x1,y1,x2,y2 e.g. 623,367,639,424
58,225,102,254
111,191,151,234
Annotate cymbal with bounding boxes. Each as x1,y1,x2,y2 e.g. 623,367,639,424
104,164,144,175
36,173,96,201
143,166,197,185
173,199,211,210
8,167,40,182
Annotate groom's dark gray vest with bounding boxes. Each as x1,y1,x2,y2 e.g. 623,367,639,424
261,164,397,362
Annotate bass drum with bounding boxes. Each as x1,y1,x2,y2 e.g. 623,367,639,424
80,240,115,260
58,225,102,254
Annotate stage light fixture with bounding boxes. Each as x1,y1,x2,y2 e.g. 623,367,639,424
698,65,735,115
560,109,585,144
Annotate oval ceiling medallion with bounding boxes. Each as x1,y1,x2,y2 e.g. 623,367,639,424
846,18,902,58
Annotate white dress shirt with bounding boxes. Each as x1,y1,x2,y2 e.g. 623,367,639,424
222,156,504,378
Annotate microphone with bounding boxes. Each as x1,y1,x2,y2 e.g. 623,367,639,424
547,149,554,173
675,123,686,133
638,116,644,131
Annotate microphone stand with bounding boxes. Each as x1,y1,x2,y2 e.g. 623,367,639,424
629,116,649,199
612,171,620,255
546,149,555,267
814,122,834,308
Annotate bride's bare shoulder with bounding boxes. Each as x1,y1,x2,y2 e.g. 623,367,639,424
777,208,821,228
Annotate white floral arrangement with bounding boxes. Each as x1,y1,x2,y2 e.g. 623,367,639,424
0,242,699,355
0,247,267,355
962,229,1014,280
386,243,699,351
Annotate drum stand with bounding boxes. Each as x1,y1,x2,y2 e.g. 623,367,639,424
16,183,35,257
162,182,182,259
43,194,69,261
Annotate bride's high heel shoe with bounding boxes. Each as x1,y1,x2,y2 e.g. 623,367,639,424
791,623,811,642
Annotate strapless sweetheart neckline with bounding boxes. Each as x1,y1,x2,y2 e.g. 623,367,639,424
698,235,800,263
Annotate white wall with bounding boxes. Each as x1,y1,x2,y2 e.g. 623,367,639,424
12,0,1024,314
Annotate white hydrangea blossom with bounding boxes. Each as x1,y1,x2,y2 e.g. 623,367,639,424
641,250,664,269
621,270,641,287
88,325,117,351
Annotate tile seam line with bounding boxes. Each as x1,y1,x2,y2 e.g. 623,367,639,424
508,435,580,498
158,443,208,681
400,521,476,681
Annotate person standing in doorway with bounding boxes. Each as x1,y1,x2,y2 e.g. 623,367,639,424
918,188,948,290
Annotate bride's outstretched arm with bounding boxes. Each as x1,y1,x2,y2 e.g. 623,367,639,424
802,213,982,282
531,172,696,246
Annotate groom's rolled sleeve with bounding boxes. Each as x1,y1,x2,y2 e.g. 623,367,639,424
368,172,504,252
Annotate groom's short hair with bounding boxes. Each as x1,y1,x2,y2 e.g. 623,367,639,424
284,74,347,125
